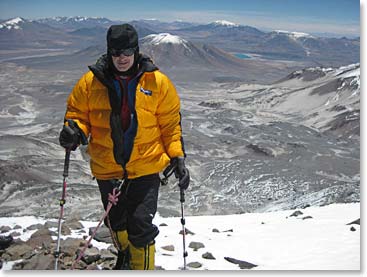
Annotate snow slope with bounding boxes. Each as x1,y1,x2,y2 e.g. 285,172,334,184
0,203,360,272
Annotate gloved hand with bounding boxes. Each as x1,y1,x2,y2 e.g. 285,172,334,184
172,157,190,190
59,120,82,151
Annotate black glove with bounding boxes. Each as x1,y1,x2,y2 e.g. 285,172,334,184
172,157,190,190
59,120,82,151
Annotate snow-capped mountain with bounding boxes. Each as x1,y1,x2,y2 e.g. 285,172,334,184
0,17,72,49
177,20,264,36
0,17,25,30
139,33,256,82
0,16,359,67
142,33,189,45
36,16,114,30
140,32,216,67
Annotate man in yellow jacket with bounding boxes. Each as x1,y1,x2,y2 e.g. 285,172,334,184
59,24,190,270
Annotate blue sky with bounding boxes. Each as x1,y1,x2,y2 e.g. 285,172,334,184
0,0,361,37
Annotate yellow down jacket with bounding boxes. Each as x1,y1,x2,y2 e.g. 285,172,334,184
64,54,185,179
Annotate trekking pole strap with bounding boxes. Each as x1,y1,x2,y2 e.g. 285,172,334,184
71,185,121,269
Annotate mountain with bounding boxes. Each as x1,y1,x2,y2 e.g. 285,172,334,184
139,33,297,83
273,63,360,138
0,17,359,67
173,21,359,67
0,61,359,218
0,17,72,49
175,20,265,47
7,32,296,84
141,33,215,67
36,16,114,31
178,20,264,35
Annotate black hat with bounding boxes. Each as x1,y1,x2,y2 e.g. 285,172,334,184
107,24,138,50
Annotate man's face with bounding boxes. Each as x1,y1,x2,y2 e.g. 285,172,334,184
112,53,135,73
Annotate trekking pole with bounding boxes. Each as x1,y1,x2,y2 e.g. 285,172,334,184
54,120,88,270
54,146,71,270
180,188,188,270
161,161,189,270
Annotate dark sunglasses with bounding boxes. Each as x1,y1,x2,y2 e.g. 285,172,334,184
109,47,137,57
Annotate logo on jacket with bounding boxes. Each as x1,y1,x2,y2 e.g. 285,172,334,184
140,87,152,96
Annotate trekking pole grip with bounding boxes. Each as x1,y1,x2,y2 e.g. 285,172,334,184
63,150,71,177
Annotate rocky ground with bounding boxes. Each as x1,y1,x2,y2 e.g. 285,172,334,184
0,203,360,270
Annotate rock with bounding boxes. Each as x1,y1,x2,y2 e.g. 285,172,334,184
212,228,220,233
246,143,274,157
100,249,116,261
187,261,202,268
60,237,85,257
108,245,118,255
79,247,101,264
71,259,88,270
31,228,55,238
86,263,99,270
202,252,216,260
161,245,175,251
188,241,205,251
0,235,14,250
26,224,44,231
347,218,360,225
64,219,84,230
0,226,11,233
61,223,71,235
350,226,356,232
224,257,258,269
179,228,195,235
44,221,59,229
100,260,116,270
22,253,54,270
289,210,303,217
62,256,75,267
302,216,313,220
5,242,33,260
223,229,233,232
155,265,165,270
159,223,168,227
26,228,54,249
13,225,22,230
89,225,113,244
9,231,21,237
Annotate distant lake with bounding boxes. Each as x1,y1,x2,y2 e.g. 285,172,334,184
233,53,252,59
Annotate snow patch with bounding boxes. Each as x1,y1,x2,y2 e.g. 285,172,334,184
274,30,314,39
212,20,239,27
